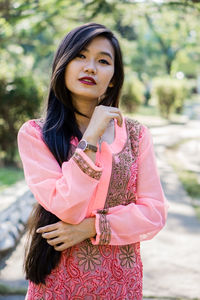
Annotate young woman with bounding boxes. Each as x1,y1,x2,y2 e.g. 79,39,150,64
18,23,168,299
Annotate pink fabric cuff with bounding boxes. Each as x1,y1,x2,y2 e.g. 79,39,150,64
90,209,111,245
75,148,102,170
72,149,103,181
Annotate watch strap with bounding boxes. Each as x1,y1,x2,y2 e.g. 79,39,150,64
86,143,98,152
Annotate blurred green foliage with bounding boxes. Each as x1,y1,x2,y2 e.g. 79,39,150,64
120,75,144,113
0,75,42,164
0,0,200,165
153,78,191,119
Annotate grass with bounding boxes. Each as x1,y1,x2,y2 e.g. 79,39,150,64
135,104,160,116
122,104,168,128
123,103,188,128
166,139,200,200
175,169,200,199
0,282,27,295
0,167,24,191
194,206,200,220
166,148,200,220
124,104,160,119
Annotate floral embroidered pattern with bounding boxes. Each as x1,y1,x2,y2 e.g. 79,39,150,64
104,118,142,209
72,151,102,180
97,209,111,245
27,241,143,299
26,118,144,299
119,245,136,268
77,240,101,271
127,163,138,194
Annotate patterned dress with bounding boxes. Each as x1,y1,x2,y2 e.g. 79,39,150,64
18,117,167,300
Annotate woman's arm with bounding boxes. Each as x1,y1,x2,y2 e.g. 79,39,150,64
17,121,102,224
91,126,168,245
36,218,96,251
37,126,167,250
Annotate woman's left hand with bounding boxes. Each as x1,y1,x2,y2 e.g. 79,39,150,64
36,217,96,251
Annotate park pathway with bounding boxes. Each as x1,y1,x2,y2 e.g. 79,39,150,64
0,120,200,299
142,135,200,299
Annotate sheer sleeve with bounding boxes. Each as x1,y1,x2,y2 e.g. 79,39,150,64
17,121,102,224
91,126,168,245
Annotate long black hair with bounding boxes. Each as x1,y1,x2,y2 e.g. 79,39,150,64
24,22,124,284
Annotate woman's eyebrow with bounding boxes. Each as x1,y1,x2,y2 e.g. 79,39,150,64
82,48,113,60
99,51,113,60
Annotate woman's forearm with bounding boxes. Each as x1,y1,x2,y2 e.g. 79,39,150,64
37,217,97,251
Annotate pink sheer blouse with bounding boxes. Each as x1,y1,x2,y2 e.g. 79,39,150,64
17,117,168,246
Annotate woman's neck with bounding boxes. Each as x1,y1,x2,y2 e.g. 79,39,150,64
73,96,98,135
75,115,90,135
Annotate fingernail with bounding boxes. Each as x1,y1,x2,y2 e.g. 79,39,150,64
36,229,40,233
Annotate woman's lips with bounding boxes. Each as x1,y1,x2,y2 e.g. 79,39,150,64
79,77,96,85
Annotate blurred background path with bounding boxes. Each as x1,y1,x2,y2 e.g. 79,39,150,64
142,120,200,299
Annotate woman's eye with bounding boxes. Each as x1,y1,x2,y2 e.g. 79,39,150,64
76,53,85,59
99,59,110,65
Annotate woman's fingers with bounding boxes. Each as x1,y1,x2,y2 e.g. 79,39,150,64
117,109,123,127
36,221,61,233
41,230,59,239
47,236,73,250
108,112,123,127
54,243,69,251
83,105,123,142
101,106,123,127
46,236,64,246
38,219,96,251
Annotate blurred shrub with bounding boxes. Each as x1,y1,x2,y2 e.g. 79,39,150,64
153,77,191,119
186,78,198,94
120,75,144,113
0,75,42,165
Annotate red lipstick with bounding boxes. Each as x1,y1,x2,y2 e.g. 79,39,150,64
79,77,96,85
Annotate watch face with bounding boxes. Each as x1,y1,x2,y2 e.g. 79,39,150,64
77,140,87,151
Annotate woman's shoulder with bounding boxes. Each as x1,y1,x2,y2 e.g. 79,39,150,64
29,118,44,131
18,118,44,138
20,118,44,130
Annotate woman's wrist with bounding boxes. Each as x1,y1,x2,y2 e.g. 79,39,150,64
80,134,99,163
84,217,96,238
82,132,99,146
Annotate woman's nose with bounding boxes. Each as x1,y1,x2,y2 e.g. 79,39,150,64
83,60,97,74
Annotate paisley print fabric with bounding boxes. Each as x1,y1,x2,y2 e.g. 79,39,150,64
26,118,144,300
27,241,143,300
104,119,141,209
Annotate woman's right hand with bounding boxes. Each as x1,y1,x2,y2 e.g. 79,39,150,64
82,105,123,145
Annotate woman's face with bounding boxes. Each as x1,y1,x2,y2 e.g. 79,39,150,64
64,36,115,103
